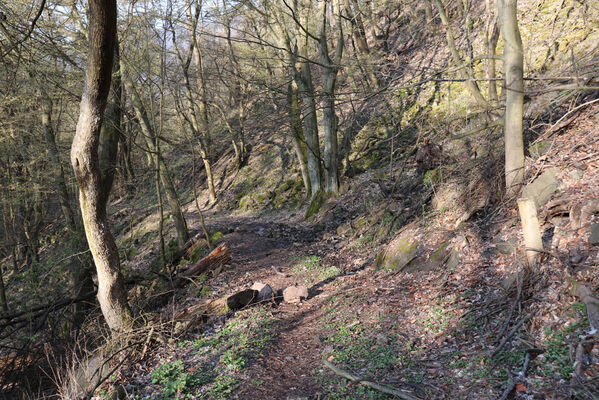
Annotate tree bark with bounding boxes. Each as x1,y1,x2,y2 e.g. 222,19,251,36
287,81,311,195
434,0,489,108
318,0,344,194
499,0,524,197
70,0,133,333
98,39,122,205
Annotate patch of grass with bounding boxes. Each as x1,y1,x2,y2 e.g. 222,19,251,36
291,255,341,285
178,306,274,398
151,360,207,399
543,328,575,379
318,311,415,399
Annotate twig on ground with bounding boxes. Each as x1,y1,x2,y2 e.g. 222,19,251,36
497,348,543,400
496,270,523,342
323,360,420,400
491,312,534,358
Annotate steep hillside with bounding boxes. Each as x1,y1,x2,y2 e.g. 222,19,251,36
1,0,598,399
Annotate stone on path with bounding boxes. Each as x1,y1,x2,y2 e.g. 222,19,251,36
251,282,274,302
283,285,309,303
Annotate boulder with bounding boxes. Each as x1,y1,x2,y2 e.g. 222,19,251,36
521,167,560,208
283,285,309,303
375,226,419,270
251,282,274,302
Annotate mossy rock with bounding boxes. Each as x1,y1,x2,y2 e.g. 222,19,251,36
404,242,451,273
375,230,419,271
305,190,331,219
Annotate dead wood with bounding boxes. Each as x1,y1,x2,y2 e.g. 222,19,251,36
490,312,534,358
0,291,96,329
174,243,231,288
497,348,543,400
324,360,420,400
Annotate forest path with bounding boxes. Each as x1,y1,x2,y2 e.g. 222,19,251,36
184,210,371,399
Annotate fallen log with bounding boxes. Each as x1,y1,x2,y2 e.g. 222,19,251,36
174,243,231,288
173,289,258,335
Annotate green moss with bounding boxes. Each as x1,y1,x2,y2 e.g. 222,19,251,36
188,243,207,264
305,190,331,219
210,231,223,243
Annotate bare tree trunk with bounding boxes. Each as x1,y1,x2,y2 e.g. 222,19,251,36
186,0,217,203
288,81,311,195
318,0,344,194
70,0,133,333
433,0,489,108
499,0,524,197
98,40,122,204
122,68,189,248
485,0,500,101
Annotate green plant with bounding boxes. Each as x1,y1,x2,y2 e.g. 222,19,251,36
151,360,201,399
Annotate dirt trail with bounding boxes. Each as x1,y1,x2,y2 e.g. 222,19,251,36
191,212,368,399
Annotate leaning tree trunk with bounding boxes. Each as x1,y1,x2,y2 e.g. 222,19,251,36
499,0,524,197
122,68,190,248
70,0,133,333
287,81,311,195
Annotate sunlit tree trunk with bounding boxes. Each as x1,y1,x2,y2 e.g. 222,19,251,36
70,0,133,333
498,0,524,197
288,81,311,195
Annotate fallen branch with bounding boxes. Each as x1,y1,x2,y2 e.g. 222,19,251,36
323,360,420,400
0,291,96,327
497,348,543,400
491,312,534,358
174,243,231,288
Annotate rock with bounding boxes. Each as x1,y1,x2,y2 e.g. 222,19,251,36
283,285,309,303
226,289,259,310
404,241,452,273
521,167,560,208
375,225,419,270
251,282,273,302
589,224,599,245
